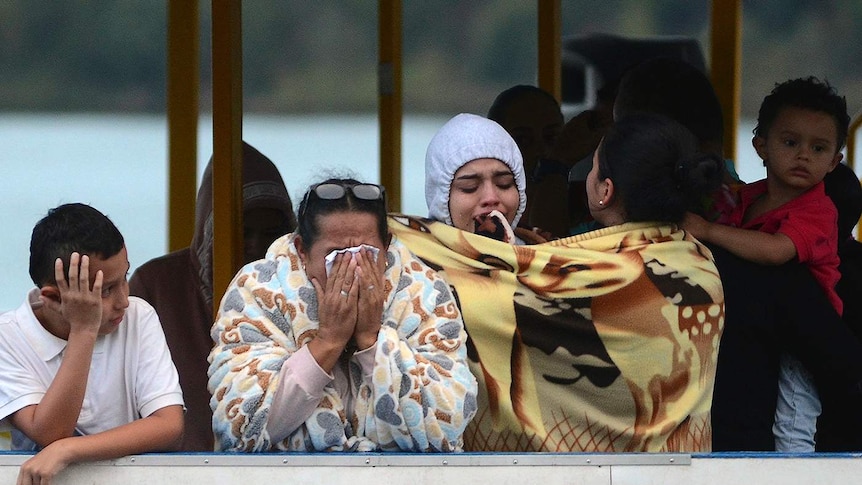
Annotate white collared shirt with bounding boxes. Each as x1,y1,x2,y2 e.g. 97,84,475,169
0,289,184,450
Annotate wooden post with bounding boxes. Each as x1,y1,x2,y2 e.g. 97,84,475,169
167,1,199,252
710,0,742,160
537,0,561,102
211,0,243,314
378,0,403,212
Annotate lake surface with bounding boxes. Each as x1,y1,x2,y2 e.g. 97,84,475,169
0,113,833,312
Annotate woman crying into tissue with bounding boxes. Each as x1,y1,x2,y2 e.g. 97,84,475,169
208,177,477,452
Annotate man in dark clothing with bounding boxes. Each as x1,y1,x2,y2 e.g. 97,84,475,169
710,244,862,451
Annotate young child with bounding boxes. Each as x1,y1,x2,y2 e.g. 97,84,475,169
683,77,848,451
0,203,184,482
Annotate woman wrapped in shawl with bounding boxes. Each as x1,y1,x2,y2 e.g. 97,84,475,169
392,112,725,452
208,178,477,452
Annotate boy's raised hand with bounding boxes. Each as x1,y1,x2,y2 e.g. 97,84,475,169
42,252,103,335
10,252,105,451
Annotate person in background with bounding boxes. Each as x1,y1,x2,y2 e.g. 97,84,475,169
488,85,567,237
683,77,848,451
129,141,296,451
487,85,564,185
488,85,606,237
564,79,618,235
208,177,477,452
392,113,725,452
817,162,862,451
614,56,739,223
614,57,726,161
0,203,183,483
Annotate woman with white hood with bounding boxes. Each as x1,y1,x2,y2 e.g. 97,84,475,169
424,113,547,244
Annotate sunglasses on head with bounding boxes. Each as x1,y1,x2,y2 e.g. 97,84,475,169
308,182,385,202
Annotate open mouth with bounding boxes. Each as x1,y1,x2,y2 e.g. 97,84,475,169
473,210,515,243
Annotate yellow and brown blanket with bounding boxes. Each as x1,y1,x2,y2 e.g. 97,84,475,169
389,215,724,452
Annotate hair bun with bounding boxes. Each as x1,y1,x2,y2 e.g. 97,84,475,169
674,152,723,194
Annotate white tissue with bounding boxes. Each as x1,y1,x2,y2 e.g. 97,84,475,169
324,244,379,275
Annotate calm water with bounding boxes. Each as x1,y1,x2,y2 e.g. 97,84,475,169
0,113,834,312
0,113,450,312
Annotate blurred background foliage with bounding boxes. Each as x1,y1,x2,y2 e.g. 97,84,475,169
1,1,861,118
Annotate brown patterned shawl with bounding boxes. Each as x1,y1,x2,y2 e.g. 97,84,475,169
389,215,724,452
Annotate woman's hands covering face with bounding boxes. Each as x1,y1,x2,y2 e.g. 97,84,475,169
354,246,385,350
312,252,359,351
311,247,385,354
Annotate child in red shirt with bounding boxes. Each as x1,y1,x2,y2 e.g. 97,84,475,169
683,77,848,452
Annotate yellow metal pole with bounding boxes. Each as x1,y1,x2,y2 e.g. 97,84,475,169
378,0,402,212
848,110,861,171
167,1,199,252
211,0,243,314
537,0,561,102
710,0,742,160
848,110,862,240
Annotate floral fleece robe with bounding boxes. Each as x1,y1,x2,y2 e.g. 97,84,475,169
208,234,477,452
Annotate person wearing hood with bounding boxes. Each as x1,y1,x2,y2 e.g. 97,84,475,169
425,113,548,244
129,141,296,451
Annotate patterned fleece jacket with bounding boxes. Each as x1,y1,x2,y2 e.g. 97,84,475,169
208,234,477,452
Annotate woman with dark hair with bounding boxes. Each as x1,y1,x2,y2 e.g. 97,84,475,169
391,113,725,452
586,113,722,226
208,178,477,452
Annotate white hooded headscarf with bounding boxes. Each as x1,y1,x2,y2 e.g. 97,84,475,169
425,113,527,228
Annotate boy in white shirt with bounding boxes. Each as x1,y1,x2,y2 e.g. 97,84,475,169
0,203,184,483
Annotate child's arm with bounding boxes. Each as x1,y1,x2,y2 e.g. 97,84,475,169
16,404,184,484
11,254,105,446
682,212,798,265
